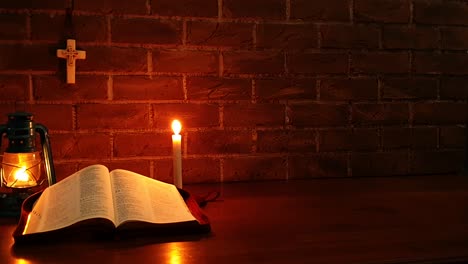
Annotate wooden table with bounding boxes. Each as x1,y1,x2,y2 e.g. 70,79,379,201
1,175,468,264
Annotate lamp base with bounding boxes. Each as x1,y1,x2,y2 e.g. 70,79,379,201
0,192,29,218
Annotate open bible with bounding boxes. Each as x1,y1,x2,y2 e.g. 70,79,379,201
13,165,210,242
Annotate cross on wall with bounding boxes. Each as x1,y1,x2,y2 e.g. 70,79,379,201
56,39,86,84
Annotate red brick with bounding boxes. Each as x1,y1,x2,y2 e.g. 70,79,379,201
440,126,467,149
153,159,173,183
382,127,437,149
0,44,56,71
351,151,409,176
383,25,438,49
95,161,151,177
80,47,147,72
355,0,410,23
413,102,467,125
410,127,439,149
0,14,27,40
105,160,151,177
187,21,253,48
0,108,69,137
257,130,316,153
223,156,287,181
0,75,29,101
288,53,348,74
414,0,468,25
320,78,378,101
33,75,108,101
289,153,348,179
319,128,379,151
113,76,183,100
0,106,22,121
223,51,284,75
224,104,285,127
112,18,182,44
320,24,379,49
54,163,79,182
351,52,410,74
68,161,151,179
440,77,468,100
0,106,70,137
381,77,438,100
223,0,284,19
257,24,318,50
152,0,218,17
353,103,409,125
290,103,349,127
25,104,74,131
413,52,468,75
186,77,250,100
187,130,252,154
77,104,150,129
154,158,221,184
75,0,147,14
183,158,220,183
290,0,350,21
441,27,468,50
51,133,111,159
114,132,171,157
153,50,218,74
411,150,466,174
31,14,107,42
152,103,219,128
0,0,64,9
256,78,316,101
382,127,413,149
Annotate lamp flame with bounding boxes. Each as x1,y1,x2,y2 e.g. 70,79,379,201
172,120,181,135
14,166,29,182
2,152,40,188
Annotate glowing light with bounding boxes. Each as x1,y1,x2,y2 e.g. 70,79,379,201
171,120,182,189
172,120,181,135
15,258,31,264
22,214,32,235
168,243,182,264
14,166,30,182
170,253,181,264
2,152,40,188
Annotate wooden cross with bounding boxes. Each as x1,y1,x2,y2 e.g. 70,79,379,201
56,39,86,84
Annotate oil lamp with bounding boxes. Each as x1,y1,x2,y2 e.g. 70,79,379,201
0,112,56,217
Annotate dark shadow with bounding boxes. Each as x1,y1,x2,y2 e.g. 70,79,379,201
11,228,212,263
465,120,468,176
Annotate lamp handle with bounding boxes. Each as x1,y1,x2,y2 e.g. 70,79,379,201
35,124,57,186
0,124,6,187
0,124,6,150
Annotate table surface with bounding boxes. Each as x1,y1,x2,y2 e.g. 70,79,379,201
2,175,468,264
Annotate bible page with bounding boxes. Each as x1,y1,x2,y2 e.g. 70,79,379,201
109,169,196,226
23,164,115,235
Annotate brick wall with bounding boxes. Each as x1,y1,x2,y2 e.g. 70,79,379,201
0,0,466,184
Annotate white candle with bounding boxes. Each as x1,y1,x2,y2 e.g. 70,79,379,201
171,120,182,189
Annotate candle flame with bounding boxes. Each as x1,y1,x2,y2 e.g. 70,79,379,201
172,120,181,135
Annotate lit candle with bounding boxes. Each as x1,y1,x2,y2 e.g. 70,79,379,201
171,120,182,189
